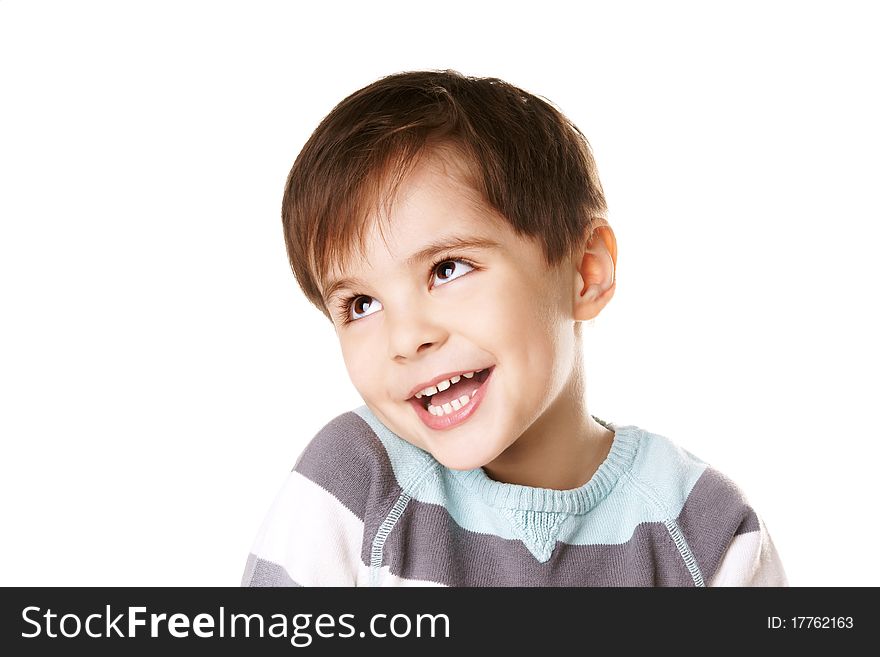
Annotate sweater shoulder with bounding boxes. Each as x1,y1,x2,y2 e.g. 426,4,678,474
676,462,764,583
292,408,401,521
627,427,759,531
626,426,762,581
625,426,711,517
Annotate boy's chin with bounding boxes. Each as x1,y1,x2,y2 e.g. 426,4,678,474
379,403,500,471
421,445,499,472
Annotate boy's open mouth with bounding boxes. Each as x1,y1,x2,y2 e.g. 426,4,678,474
411,366,494,413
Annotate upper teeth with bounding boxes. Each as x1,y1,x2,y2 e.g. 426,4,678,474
414,369,484,398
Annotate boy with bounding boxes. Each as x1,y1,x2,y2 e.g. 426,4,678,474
242,70,787,586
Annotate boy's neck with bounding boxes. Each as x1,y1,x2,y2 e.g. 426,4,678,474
480,360,613,491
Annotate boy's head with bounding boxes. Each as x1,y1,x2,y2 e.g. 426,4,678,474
282,70,617,472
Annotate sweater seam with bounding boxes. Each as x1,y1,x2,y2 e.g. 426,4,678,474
663,518,706,587
368,458,439,586
369,491,411,587
398,456,441,495
623,470,673,517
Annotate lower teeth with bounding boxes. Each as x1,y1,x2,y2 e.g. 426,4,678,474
428,394,471,416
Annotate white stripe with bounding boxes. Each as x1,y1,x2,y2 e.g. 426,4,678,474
709,519,788,587
249,471,366,586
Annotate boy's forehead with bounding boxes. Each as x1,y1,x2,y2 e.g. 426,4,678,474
322,148,502,282
390,146,489,220
323,211,503,287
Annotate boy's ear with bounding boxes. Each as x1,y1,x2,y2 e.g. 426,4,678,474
573,224,617,321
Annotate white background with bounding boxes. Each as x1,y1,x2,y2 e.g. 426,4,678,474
1,0,877,587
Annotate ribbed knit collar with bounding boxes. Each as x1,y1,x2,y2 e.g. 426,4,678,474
448,417,641,515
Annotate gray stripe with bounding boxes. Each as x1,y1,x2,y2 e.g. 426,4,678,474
735,509,760,535
241,553,300,587
675,467,761,583
294,411,402,524
377,499,696,586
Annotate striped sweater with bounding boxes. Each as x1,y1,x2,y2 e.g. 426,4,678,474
242,405,787,587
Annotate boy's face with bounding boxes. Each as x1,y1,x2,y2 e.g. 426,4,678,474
323,151,582,471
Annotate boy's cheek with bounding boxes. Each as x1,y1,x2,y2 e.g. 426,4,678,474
338,345,375,397
342,358,372,391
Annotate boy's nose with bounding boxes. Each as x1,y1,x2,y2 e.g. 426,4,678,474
386,311,447,361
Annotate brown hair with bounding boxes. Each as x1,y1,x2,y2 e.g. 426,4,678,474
281,69,608,320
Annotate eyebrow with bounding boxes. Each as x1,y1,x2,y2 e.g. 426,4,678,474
321,235,502,305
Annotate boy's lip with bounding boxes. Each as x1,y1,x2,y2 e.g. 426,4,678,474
404,365,495,400
407,366,494,430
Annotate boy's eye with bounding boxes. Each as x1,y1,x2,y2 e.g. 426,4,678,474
433,259,474,286
351,295,382,320
340,258,476,324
